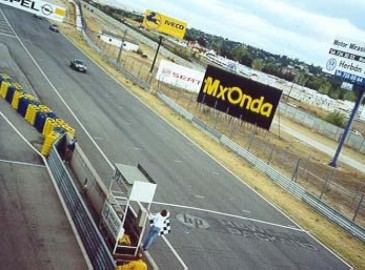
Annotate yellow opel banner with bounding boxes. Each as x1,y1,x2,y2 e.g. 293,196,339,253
143,10,187,39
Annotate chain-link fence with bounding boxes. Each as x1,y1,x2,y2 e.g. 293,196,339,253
280,103,365,153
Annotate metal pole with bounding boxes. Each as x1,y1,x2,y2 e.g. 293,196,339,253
329,87,365,167
286,82,294,101
352,193,364,222
150,36,163,73
116,29,128,68
214,111,220,129
302,154,311,180
247,134,255,151
291,157,301,182
320,168,335,199
267,145,275,165
187,93,194,111
137,64,143,78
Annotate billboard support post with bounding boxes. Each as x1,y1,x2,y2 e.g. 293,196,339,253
116,29,128,68
329,86,365,167
150,36,163,73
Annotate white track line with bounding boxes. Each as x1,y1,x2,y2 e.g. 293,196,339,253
153,201,305,232
0,158,45,167
0,32,16,38
1,8,114,169
0,110,41,155
0,106,93,270
62,33,189,269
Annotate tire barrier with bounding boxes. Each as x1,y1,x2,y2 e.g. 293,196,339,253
0,72,76,156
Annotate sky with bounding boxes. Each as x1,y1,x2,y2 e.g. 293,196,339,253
105,0,365,67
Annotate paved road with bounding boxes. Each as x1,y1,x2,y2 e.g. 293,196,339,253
0,86,87,269
0,5,352,270
273,120,365,173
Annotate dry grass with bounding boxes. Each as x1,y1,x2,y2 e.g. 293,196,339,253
58,11,365,269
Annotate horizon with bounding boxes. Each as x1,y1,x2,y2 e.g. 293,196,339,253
98,0,365,69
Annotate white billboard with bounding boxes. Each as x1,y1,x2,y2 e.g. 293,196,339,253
0,0,66,22
100,34,139,52
101,202,124,241
323,37,365,86
156,60,205,93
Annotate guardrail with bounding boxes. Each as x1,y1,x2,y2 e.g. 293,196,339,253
48,136,115,270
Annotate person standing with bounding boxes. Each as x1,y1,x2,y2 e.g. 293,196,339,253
64,137,77,163
116,251,147,270
142,209,169,251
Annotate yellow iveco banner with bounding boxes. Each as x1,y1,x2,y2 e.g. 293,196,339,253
143,10,187,40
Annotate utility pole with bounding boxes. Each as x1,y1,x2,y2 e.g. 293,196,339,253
329,86,365,167
116,29,128,68
150,36,163,73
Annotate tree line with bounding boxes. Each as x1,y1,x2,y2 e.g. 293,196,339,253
83,1,358,102
185,28,357,102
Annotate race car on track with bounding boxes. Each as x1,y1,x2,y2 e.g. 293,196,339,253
70,59,87,73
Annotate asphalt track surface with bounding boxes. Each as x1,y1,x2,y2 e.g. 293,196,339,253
0,101,88,270
0,20,87,269
0,5,352,270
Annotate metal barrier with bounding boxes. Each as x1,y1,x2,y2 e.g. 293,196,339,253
192,116,222,141
279,103,365,154
157,90,194,121
48,136,115,270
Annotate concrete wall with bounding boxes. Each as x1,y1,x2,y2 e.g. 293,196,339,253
71,145,109,216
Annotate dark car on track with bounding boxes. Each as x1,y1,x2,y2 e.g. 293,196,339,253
49,24,59,32
70,59,87,73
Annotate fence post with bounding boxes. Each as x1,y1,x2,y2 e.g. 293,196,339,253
301,154,311,180
229,118,236,139
247,134,255,151
267,145,275,165
291,157,301,182
186,93,194,111
137,64,143,78
213,111,220,129
352,193,364,222
320,168,335,200
359,137,365,153
176,87,183,102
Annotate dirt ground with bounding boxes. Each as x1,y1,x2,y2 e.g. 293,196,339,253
59,3,365,268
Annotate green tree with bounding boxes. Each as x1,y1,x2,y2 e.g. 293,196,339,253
306,76,326,91
344,91,357,102
325,111,346,128
230,45,252,66
231,45,248,61
251,59,264,70
294,71,309,86
318,81,332,95
262,62,280,77
328,87,341,99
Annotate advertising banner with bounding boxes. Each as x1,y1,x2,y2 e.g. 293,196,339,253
323,37,365,86
101,202,124,241
197,65,282,130
156,60,204,93
0,0,66,22
142,10,187,39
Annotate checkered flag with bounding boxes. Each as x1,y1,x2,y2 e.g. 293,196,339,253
159,217,171,235
149,214,171,235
